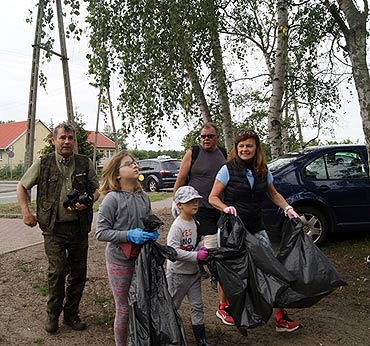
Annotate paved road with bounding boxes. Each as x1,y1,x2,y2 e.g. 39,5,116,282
0,182,36,204
0,197,172,255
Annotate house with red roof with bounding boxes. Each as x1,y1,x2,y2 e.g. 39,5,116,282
0,120,51,169
87,131,117,168
0,121,117,170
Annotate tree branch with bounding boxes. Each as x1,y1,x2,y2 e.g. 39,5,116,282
323,0,350,37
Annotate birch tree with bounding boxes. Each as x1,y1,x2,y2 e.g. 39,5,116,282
85,0,234,146
268,0,289,158
223,1,342,155
324,0,370,159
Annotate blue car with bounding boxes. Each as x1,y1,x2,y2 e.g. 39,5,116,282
262,144,370,246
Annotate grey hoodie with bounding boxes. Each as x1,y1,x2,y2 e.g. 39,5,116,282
96,189,151,265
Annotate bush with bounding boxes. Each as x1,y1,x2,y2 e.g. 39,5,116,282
0,163,25,180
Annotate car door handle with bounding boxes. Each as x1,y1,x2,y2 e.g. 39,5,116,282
317,185,330,192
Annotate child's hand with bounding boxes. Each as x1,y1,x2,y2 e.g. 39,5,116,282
127,228,145,244
197,247,208,261
127,228,158,244
145,231,159,242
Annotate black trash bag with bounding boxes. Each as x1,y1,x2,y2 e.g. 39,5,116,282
127,216,187,346
275,218,347,308
142,214,164,233
207,214,294,334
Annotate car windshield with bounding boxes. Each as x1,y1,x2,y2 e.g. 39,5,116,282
268,155,301,172
162,160,181,171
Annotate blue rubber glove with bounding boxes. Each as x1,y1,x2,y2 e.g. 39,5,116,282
143,231,159,242
127,228,159,244
127,228,145,244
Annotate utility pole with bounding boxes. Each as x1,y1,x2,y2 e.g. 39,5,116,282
92,85,119,170
24,0,78,170
55,0,74,125
93,89,102,170
24,0,45,173
107,87,119,151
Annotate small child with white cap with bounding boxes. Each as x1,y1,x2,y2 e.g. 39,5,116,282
166,186,211,346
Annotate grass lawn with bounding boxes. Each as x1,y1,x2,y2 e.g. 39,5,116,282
0,191,172,218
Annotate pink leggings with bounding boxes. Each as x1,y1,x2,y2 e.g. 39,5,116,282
106,261,134,346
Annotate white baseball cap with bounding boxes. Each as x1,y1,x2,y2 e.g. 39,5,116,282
174,186,203,204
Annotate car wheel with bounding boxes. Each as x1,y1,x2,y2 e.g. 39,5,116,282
284,206,329,246
148,179,159,192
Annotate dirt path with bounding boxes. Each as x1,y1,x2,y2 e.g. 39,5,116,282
0,208,369,346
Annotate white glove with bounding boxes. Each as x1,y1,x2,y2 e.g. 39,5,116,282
223,206,237,216
171,201,179,218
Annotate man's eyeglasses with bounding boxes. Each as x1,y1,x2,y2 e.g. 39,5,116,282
119,161,138,168
200,134,216,139
237,129,257,137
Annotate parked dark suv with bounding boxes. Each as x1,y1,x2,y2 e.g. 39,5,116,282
137,156,181,192
262,144,369,246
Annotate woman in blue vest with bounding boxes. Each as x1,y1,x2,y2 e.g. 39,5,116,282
209,129,301,333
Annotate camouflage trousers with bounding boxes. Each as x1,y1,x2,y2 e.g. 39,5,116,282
43,220,88,319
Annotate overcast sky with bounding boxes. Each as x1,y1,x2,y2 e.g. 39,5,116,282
0,1,365,152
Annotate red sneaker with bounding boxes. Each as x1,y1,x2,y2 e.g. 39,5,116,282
216,307,235,326
275,312,301,333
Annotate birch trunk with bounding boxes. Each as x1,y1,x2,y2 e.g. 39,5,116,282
211,31,234,152
184,47,212,123
268,0,289,159
326,0,370,166
205,0,234,152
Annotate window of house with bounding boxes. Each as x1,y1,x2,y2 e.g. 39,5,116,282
106,150,114,159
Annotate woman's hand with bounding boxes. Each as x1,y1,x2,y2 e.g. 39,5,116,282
285,207,300,219
223,206,237,216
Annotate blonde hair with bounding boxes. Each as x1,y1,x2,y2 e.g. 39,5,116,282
227,130,267,177
99,151,142,195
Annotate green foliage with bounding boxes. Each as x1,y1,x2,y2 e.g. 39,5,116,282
222,1,343,149
85,0,228,141
33,338,45,344
30,270,48,296
27,0,357,153
181,121,228,150
93,291,114,325
103,125,127,150
182,129,202,150
0,163,25,180
148,192,172,202
326,138,358,145
129,149,184,160
26,0,83,89
0,192,168,218
16,260,30,273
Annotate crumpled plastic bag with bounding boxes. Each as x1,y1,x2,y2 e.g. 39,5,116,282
127,215,187,346
274,218,347,308
207,214,294,334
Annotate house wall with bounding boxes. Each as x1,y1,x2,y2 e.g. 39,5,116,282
0,122,51,169
97,148,116,168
